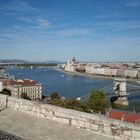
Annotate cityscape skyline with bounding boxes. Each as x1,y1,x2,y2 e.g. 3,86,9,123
0,0,140,61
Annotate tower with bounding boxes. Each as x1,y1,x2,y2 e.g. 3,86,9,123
113,78,129,105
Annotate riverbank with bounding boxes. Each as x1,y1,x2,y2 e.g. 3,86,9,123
56,68,140,82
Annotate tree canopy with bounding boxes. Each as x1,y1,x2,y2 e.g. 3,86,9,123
21,92,31,100
48,90,110,114
50,92,60,99
87,90,110,113
1,88,11,96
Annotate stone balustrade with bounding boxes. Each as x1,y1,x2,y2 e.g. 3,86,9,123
0,94,140,140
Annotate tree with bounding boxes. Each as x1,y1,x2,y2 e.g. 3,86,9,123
49,98,64,106
87,90,110,113
21,92,31,100
50,92,60,99
1,88,11,96
63,98,80,109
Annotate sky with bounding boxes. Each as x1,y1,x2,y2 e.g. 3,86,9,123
0,0,140,62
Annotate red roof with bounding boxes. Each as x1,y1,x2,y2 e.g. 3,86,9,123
3,79,38,86
108,109,140,123
124,114,140,123
109,110,127,120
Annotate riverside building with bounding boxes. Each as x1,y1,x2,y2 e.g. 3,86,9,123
64,57,79,72
2,79,42,100
85,64,119,77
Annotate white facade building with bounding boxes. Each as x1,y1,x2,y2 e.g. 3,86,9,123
85,64,119,76
118,68,138,78
3,79,42,100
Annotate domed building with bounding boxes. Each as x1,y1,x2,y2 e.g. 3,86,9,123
64,57,79,72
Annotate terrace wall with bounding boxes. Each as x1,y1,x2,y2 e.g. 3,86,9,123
0,94,140,140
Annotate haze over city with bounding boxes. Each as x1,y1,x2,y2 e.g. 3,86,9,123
0,0,140,61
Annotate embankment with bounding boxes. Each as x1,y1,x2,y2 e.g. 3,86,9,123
56,68,140,82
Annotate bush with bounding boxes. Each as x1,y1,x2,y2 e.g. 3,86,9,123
87,90,110,113
21,92,31,100
63,98,81,109
50,92,60,99
49,98,64,106
48,91,110,114
1,88,11,96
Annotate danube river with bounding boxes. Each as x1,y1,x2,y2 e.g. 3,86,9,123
6,67,140,113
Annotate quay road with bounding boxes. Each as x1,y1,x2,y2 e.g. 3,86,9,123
0,107,112,140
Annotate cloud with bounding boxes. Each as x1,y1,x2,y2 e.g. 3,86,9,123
82,20,140,32
58,28,93,37
0,32,19,42
100,20,140,27
125,0,140,7
37,19,50,28
18,17,33,23
13,25,20,29
17,17,51,29
42,27,94,39
0,0,39,12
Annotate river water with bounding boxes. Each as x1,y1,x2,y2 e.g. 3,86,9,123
6,67,140,113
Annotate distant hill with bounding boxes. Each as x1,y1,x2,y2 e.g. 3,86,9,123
0,59,28,64
46,61,65,64
0,59,65,64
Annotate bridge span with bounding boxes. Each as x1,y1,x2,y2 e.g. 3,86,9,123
78,78,140,106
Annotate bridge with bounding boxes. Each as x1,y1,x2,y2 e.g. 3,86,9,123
78,78,140,105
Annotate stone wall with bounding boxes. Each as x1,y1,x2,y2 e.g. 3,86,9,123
0,94,140,140
0,81,2,92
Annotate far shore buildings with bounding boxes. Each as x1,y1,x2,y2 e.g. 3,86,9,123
63,58,140,79
85,64,119,77
1,79,42,100
117,68,138,79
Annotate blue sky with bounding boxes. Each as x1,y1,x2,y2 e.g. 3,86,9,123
0,0,140,61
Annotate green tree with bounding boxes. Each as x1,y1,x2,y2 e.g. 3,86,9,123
63,98,80,109
21,92,31,100
50,92,60,99
87,90,110,113
1,88,11,96
49,98,64,106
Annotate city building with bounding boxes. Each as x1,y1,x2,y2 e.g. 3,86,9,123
108,67,119,77
64,57,79,72
76,64,86,72
85,64,119,77
2,79,42,100
118,68,138,78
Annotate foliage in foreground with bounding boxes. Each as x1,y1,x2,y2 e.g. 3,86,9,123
0,88,11,96
48,90,110,114
87,90,110,113
21,92,31,100
50,92,60,99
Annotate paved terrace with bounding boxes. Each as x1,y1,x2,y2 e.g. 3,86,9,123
0,107,112,140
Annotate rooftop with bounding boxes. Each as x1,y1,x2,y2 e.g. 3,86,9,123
2,79,40,87
109,109,140,124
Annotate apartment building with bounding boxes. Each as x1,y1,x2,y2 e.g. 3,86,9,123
85,64,119,77
3,79,42,100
